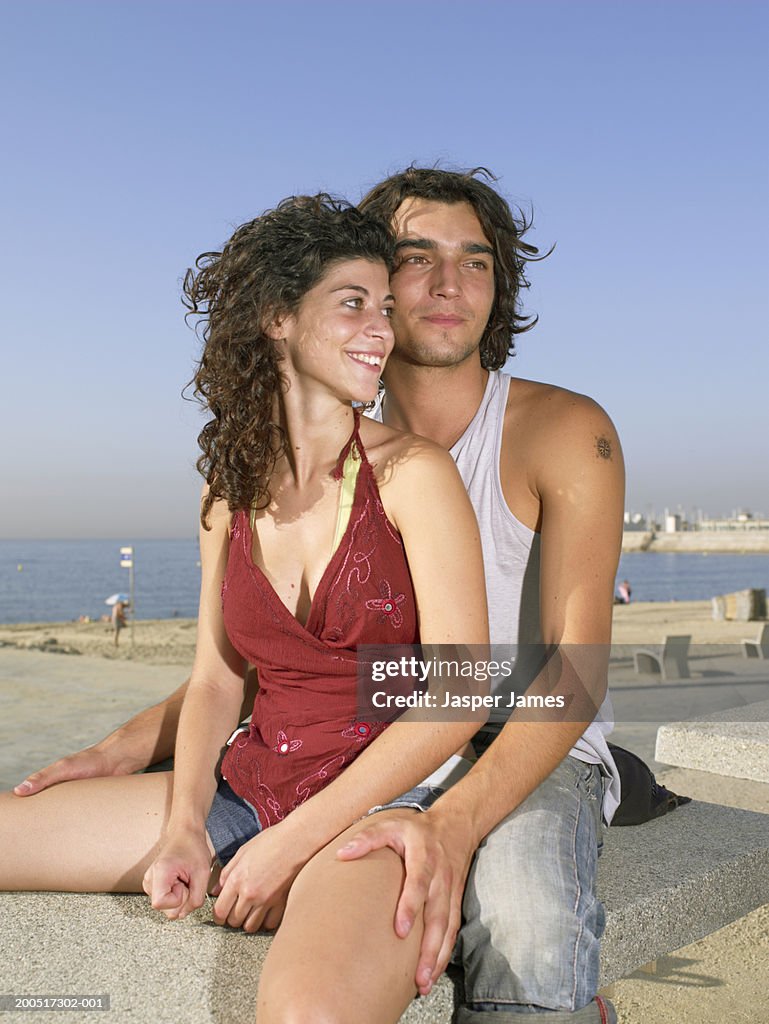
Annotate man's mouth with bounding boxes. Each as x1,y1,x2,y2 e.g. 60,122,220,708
423,315,466,327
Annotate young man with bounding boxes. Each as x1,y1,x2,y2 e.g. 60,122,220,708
15,169,623,1022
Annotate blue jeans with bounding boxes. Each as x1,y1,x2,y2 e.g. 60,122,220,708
456,757,614,1022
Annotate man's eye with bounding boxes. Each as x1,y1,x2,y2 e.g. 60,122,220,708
466,260,489,270
401,254,428,265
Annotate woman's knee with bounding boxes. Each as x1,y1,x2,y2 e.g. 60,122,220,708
257,982,354,1024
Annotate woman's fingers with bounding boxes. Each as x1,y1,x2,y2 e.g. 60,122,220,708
144,834,213,921
213,884,260,930
143,863,188,916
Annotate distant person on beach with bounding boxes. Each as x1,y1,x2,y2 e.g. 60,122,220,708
615,579,632,604
12,169,623,1023
111,600,128,645
0,194,489,1021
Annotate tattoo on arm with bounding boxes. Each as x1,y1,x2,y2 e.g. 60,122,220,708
595,436,613,460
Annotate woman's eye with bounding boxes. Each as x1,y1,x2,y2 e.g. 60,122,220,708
343,297,363,309
382,307,394,319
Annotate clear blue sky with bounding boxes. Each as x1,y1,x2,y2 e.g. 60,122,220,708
2,0,767,538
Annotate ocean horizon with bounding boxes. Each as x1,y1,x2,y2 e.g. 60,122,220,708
1,539,768,625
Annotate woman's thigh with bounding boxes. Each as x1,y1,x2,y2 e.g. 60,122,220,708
257,810,423,1024
0,772,176,892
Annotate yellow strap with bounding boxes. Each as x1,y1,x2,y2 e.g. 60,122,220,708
248,441,361,551
331,442,361,554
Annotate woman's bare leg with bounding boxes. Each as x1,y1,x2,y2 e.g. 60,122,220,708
257,810,424,1024
0,773,196,892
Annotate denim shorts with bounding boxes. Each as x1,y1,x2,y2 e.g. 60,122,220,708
205,778,263,866
366,783,446,817
205,777,447,866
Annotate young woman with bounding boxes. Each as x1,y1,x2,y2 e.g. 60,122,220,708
0,195,487,1023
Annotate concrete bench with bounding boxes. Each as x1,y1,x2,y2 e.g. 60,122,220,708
633,634,691,681
742,623,769,659
1,801,768,1023
656,698,769,783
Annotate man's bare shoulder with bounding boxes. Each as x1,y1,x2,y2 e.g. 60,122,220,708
505,376,619,457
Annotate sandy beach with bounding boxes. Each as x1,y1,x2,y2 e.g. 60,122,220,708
0,598,762,663
1,600,768,1023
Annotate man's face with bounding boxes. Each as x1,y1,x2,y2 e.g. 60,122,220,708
387,199,495,369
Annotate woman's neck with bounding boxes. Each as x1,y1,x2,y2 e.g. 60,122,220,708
276,388,356,487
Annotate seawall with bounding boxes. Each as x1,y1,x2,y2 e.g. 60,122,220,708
622,530,769,554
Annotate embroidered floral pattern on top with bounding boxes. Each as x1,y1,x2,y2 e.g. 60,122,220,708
273,730,303,756
365,580,406,628
341,720,386,745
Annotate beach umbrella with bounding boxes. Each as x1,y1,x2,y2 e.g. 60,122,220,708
105,593,130,606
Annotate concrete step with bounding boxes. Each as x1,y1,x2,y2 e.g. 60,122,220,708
656,699,769,782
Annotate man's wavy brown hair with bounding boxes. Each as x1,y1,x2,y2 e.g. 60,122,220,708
360,166,543,369
185,194,394,528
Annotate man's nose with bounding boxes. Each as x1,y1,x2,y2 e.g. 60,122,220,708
429,259,461,299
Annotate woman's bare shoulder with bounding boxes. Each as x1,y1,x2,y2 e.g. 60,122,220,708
198,485,235,541
359,418,454,480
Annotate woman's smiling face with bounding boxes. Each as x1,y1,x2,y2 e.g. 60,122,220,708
276,258,394,403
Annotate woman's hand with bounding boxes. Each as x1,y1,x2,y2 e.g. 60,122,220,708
212,820,307,932
143,826,214,921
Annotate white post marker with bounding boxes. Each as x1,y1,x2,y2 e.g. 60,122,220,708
120,546,135,651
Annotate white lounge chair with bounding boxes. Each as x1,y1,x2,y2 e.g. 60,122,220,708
742,623,769,659
634,635,691,681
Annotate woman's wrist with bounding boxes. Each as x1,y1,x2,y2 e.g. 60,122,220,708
165,810,209,837
273,804,335,861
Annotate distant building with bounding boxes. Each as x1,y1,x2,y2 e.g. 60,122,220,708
624,508,768,534
698,513,769,532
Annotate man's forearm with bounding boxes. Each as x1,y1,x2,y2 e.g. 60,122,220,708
93,666,258,773
434,718,591,847
94,682,190,772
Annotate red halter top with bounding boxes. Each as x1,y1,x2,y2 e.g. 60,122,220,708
220,412,418,827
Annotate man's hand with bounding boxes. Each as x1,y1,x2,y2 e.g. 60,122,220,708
211,821,307,933
143,827,213,920
337,809,476,996
13,744,127,796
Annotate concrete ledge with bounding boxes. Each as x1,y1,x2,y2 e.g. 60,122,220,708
656,699,769,782
2,802,768,1022
597,801,769,984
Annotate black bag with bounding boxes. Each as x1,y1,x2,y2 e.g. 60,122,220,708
608,743,691,826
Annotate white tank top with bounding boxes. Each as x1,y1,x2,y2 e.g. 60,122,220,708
371,373,620,822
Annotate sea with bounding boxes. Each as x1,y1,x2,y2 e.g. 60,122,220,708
1,540,768,624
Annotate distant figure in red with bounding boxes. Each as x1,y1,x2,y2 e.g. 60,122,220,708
616,579,632,604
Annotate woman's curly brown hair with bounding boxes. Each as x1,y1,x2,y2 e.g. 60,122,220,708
185,194,395,528
360,166,545,369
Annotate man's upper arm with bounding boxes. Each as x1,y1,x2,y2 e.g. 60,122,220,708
535,395,625,648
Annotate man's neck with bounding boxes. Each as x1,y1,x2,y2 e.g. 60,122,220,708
381,360,490,450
